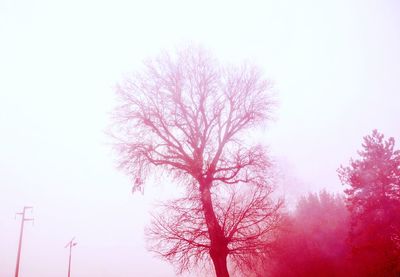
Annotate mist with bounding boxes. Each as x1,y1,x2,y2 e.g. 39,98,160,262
1,0,400,276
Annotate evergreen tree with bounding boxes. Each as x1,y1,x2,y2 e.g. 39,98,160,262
338,130,400,276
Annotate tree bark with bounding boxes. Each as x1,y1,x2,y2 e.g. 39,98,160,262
199,180,230,277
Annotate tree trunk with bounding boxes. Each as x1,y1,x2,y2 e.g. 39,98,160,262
199,180,230,277
210,248,229,277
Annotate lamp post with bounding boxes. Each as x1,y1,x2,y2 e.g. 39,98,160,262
65,237,77,277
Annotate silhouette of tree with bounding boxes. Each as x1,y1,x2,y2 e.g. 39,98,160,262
112,46,281,276
338,130,400,276
146,185,283,276
268,191,350,277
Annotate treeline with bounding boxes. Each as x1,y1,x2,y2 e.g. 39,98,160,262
257,130,400,277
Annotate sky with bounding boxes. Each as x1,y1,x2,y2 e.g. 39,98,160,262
1,0,400,276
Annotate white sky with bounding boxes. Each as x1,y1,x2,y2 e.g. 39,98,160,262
1,0,399,276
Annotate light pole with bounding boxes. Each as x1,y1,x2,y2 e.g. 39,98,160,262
65,237,77,277
15,206,34,277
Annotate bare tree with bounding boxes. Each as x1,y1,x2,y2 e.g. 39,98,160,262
146,185,283,276
112,46,280,276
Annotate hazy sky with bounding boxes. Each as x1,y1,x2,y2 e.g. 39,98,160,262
1,0,399,276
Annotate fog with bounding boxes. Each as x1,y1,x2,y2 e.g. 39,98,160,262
1,0,399,276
